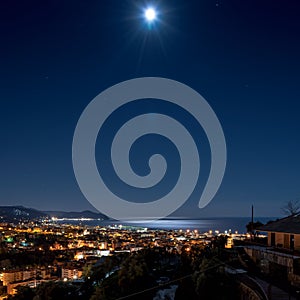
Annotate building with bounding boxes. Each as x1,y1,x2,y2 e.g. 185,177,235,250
2,269,36,286
241,215,300,287
61,268,83,280
259,214,300,251
6,279,50,295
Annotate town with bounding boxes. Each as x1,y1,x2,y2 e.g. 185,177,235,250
0,211,298,300
0,218,250,299
1,213,300,299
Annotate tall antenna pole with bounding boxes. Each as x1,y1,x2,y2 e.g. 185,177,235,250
251,205,254,236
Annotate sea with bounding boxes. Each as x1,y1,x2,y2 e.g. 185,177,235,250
56,217,278,234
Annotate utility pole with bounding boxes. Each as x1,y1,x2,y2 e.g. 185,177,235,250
251,205,254,239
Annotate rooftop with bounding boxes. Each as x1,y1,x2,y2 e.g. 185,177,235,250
259,214,300,234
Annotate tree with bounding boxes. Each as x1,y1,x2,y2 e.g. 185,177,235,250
34,281,78,300
118,254,150,293
7,286,35,300
90,286,107,300
192,258,238,300
246,221,264,233
82,263,93,280
281,199,300,216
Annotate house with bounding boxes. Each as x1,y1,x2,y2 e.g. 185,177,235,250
259,214,300,251
241,215,300,287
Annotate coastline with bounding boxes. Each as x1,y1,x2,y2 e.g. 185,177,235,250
54,216,278,234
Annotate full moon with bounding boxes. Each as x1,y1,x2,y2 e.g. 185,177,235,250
145,8,156,22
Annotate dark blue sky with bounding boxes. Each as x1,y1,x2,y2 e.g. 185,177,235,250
1,0,300,217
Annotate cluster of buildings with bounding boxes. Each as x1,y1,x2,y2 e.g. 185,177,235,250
0,221,243,297
2,214,300,298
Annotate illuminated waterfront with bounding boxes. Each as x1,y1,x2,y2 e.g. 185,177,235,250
55,217,277,234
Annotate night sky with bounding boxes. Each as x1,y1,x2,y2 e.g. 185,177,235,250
1,0,300,217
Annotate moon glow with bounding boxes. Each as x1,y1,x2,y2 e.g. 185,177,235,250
145,8,156,22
